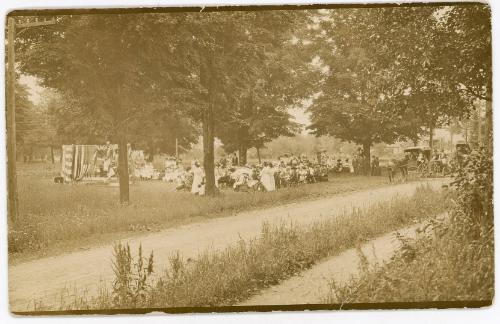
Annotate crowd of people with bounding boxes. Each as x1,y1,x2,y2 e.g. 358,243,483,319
88,142,458,190
166,153,335,195
163,149,380,195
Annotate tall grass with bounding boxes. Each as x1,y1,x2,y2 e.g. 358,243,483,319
324,219,494,304
9,162,390,258
324,147,494,304
59,185,448,310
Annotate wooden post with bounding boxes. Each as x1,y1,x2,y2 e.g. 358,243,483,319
6,17,56,221
7,17,18,221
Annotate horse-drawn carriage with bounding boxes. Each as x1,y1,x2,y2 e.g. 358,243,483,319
454,141,471,168
403,146,432,177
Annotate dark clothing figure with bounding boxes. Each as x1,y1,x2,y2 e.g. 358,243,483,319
400,155,409,181
232,154,239,166
371,156,381,176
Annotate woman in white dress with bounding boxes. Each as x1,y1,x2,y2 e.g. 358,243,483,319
260,162,276,192
191,162,204,195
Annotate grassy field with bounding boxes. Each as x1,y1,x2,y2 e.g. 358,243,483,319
52,185,448,310
9,162,391,261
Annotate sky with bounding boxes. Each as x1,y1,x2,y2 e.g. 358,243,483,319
19,74,43,105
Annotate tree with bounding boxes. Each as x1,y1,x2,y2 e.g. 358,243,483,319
14,83,33,152
369,4,490,147
216,70,301,165
166,10,310,192
307,8,423,174
211,10,321,165
307,5,490,170
18,13,203,202
434,4,491,146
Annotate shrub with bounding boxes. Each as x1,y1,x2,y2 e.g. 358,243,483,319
324,147,494,304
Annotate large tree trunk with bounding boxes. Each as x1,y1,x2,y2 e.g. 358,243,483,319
118,135,130,204
203,92,216,196
363,142,371,176
256,146,261,164
239,145,248,166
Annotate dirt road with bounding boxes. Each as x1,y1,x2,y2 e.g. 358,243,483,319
239,222,427,306
9,179,446,312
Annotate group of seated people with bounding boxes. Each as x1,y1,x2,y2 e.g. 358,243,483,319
414,149,450,173
166,156,330,195
221,160,330,192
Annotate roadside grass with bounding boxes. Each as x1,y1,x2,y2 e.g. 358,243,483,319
58,185,449,310
324,147,494,305
324,216,494,304
9,162,391,260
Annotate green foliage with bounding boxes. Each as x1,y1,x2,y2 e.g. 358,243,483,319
307,4,490,146
307,8,426,146
325,222,494,304
17,14,199,148
450,146,493,234
14,82,33,145
325,147,494,304
111,243,154,308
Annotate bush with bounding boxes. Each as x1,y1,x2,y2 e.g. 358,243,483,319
325,147,494,304
450,146,493,237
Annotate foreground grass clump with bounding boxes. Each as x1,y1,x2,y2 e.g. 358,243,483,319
324,219,494,304
64,185,448,310
325,147,494,304
9,162,390,258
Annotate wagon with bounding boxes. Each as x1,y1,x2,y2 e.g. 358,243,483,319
403,146,432,177
454,141,471,168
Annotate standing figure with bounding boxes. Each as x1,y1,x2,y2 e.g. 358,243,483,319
260,162,276,191
231,153,239,167
191,162,204,195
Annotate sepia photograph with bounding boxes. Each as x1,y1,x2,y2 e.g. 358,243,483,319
3,0,494,317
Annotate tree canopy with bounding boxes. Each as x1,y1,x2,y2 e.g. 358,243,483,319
306,4,490,169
